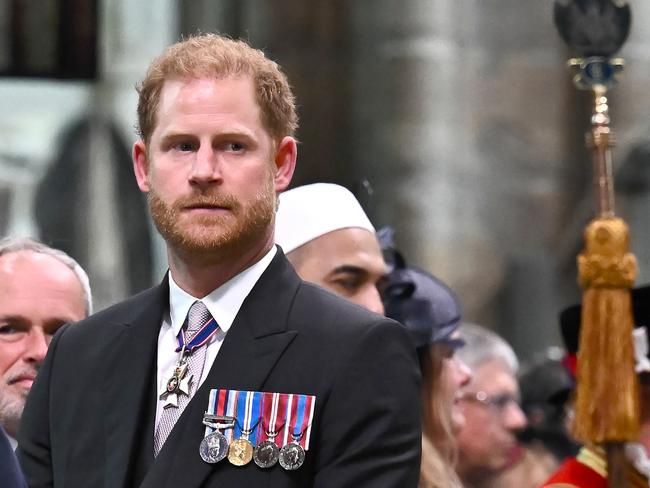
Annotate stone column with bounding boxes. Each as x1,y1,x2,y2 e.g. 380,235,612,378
347,1,570,354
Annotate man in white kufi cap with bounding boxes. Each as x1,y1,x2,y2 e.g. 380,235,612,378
275,183,387,314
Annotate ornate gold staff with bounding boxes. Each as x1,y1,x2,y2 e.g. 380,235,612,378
553,1,638,486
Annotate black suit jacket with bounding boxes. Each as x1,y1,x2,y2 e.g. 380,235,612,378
1,426,26,488
18,250,421,487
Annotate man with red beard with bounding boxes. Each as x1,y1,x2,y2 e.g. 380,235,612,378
17,34,421,488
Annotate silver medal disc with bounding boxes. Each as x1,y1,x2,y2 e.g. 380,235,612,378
278,442,305,471
199,431,229,464
253,440,280,468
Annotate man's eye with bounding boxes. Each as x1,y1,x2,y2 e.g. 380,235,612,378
226,142,245,152
493,394,521,410
334,278,362,293
441,347,455,360
376,277,389,297
43,322,66,337
176,142,195,152
0,325,25,342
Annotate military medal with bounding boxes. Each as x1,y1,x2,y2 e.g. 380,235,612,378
160,311,220,409
228,391,262,467
201,389,316,469
254,392,284,468
159,345,193,408
253,436,281,468
201,414,236,464
228,435,254,466
199,430,230,464
199,389,237,464
279,433,306,471
278,393,315,471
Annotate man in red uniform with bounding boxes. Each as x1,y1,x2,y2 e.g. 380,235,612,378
542,285,650,487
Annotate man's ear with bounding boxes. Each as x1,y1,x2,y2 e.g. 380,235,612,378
133,140,151,192
273,136,297,192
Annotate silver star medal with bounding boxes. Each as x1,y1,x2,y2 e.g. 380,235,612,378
160,357,193,409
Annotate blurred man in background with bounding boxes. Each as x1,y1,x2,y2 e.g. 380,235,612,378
275,182,387,314
455,323,528,488
0,237,90,445
495,348,579,488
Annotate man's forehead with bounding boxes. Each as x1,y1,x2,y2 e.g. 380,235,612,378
306,228,387,274
0,251,85,312
471,359,519,393
152,76,265,142
0,250,70,276
158,76,256,112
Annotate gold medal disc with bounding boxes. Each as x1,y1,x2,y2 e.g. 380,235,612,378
228,437,254,466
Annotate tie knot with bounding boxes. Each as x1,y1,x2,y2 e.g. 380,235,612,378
185,301,212,338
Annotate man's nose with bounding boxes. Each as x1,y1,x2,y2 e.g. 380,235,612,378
24,328,48,365
503,401,528,431
189,146,222,185
456,358,473,387
359,285,385,315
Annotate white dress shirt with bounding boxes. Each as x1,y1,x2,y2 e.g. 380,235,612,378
155,246,276,426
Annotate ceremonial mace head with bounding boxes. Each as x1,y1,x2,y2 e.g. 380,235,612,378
553,2,639,471
555,0,630,58
554,0,631,215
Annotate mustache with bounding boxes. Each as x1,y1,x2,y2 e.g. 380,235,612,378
171,193,240,211
5,365,39,384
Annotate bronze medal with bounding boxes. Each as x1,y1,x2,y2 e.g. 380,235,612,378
228,437,254,466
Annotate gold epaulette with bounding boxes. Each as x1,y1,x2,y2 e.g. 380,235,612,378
575,446,649,487
576,446,607,478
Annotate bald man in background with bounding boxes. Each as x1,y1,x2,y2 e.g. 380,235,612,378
0,237,90,445
275,183,387,314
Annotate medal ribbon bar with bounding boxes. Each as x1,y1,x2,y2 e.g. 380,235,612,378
234,390,262,439
175,316,220,353
206,389,316,450
279,393,315,450
204,389,238,441
258,392,282,446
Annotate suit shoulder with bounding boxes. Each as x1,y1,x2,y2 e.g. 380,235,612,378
60,284,164,338
291,281,409,339
293,281,379,320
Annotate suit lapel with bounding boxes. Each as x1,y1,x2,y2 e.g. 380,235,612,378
141,251,301,488
103,280,168,488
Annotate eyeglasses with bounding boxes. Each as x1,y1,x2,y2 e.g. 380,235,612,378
460,391,521,415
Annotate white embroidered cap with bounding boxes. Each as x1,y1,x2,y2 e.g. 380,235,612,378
275,183,375,254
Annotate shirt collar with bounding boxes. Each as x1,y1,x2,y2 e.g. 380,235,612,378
168,246,277,336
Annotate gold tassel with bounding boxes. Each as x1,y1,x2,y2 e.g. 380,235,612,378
572,217,639,443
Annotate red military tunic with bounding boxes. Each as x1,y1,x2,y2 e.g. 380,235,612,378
542,446,648,488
